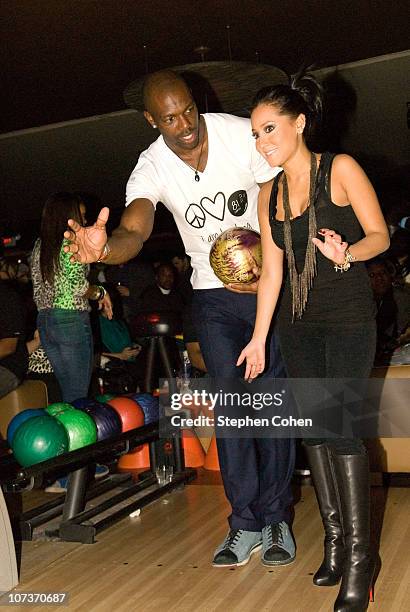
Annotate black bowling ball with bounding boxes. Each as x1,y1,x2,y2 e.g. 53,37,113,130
77,400,122,441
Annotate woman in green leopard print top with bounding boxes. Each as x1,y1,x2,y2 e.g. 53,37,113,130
30,192,112,402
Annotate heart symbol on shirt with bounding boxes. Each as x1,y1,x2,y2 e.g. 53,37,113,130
200,192,226,221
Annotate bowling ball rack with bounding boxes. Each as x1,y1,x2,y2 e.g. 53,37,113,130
0,420,196,544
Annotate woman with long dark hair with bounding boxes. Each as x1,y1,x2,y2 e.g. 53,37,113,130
31,192,112,402
238,73,389,611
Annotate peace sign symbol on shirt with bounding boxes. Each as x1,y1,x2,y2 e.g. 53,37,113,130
185,203,206,228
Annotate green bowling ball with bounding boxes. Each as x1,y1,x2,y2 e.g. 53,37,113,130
53,408,97,451
95,393,116,403
46,402,75,417
12,415,69,467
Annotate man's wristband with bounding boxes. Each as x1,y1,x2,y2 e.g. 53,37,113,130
97,242,111,263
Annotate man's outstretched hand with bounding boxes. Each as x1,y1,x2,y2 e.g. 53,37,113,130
64,207,110,263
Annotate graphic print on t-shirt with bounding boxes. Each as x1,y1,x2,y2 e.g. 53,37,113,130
185,204,206,228
184,189,248,228
228,190,248,216
200,192,225,220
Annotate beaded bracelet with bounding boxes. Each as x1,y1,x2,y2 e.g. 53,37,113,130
334,248,356,272
94,285,106,300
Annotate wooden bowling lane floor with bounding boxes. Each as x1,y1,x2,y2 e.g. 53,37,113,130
1,483,410,612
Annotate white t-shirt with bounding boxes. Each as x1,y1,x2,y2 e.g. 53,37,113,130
126,113,280,289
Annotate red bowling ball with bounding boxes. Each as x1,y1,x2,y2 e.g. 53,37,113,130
106,396,144,432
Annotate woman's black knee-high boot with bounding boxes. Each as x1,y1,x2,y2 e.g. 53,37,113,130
333,453,375,612
304,443,345,586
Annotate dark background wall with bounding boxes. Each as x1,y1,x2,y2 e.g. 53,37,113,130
2,0,409,133
1,1,409,248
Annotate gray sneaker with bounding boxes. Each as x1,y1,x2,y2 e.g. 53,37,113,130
261,521,296,566
213,528,262,567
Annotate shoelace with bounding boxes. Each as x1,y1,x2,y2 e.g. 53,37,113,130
266,523,284,548
223,528,243,549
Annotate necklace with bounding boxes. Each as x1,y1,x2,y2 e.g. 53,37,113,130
282,152,318,321
180,125,205,182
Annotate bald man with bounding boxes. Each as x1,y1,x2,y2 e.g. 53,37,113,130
64,70,296,569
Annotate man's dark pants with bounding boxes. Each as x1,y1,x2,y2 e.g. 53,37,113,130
193,288,295,531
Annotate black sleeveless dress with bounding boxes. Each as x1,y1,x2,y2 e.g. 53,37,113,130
269,152,375,329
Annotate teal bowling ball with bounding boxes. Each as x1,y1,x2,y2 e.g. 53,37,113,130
53,408,97,450
46,402,75,417
7,408,45,446
12,415,69,467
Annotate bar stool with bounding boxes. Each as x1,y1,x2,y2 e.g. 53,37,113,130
130,311,182,393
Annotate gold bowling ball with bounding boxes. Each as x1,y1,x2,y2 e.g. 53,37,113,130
209,228,262,285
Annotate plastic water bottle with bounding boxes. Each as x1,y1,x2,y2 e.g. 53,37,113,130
182,350,192,379
178,349,192,392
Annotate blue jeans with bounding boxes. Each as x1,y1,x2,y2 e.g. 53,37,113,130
193,288,295,530
37,309,93,403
